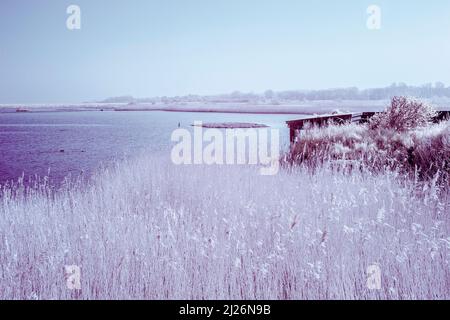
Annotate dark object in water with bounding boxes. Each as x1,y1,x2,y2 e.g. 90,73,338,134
16,108,29,113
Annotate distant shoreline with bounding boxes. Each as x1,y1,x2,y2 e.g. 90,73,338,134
1,99,449,115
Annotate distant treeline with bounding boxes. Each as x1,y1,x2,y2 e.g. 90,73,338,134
100,82,450,104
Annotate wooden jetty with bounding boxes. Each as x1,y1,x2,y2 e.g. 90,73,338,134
286,111,450,144
286,112,375,144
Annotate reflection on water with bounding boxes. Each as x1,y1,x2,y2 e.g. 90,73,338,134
0,111,303,185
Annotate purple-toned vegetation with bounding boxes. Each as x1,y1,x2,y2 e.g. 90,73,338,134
0,155,448,299
0,96,448,300
288,97,450,182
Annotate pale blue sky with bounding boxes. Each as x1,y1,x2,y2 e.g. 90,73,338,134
1,0,450,103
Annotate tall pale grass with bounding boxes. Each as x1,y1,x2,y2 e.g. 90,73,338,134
0,156,448,299
288,97,450,182
288,120,450,182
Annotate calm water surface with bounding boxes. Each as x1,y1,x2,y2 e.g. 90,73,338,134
0,111,303,186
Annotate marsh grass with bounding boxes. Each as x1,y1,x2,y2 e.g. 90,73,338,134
0,155,448,299
287,110,450,182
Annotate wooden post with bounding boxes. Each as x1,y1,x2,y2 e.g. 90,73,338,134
290,127,295,144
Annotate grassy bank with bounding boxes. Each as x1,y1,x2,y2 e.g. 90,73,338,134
0,155,448,299
288,97,450,182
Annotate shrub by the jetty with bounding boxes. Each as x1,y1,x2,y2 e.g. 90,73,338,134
369,96,437,132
